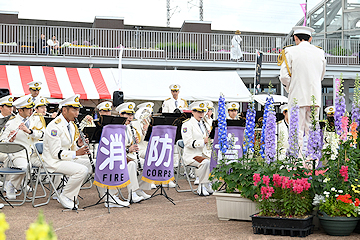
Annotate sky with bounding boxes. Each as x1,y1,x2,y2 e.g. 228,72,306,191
0,0,322,33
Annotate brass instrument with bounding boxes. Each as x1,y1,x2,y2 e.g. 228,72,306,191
201,117,211,151
79,116,95,131
129,121,142,170
74,118,95,173
134,107,152,136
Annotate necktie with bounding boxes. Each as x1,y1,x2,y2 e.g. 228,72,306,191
67,124,72,140
24,118,30,128
175,100,178,108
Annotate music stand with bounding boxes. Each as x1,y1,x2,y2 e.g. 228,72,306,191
62,196,84,213
151,185,175,205
209,119,245,139
44,117,53,126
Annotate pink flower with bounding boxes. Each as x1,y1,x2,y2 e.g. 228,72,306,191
253,173,261,186
262,175,270,186
273,174,282,188
340,116,349,141
254,194,259,199
340,165,349,182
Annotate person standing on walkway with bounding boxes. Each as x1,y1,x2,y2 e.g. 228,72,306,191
279,26,326,164
230,30,243,61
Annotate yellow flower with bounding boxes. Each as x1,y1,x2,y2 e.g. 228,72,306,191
0,213,9,240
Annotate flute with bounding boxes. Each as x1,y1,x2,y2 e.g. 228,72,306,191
129,122,142,170
6,112,36,142
74,118,96,173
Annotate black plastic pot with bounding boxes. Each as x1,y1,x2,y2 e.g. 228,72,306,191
250,214,314,237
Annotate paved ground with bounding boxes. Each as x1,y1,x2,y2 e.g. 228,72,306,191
1,180,360,240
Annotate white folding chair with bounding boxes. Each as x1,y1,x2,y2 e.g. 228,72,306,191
0,142,30,206
32,142,65,207
174,140,197,194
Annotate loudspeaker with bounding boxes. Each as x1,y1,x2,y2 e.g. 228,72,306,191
113,91,124,107
0,88,10,99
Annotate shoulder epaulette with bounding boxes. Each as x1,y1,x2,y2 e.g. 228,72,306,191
283,44,294,49
182,119,190,123
181,98,187,101
165,98,171,101
9,116,15,120
55,118,61,124
34,113,42,116
315,45,322,49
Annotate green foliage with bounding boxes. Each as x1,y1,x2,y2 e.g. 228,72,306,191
155,42,198,52
319,196,359,217
328,46,352,56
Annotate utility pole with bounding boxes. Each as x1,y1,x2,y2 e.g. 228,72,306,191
199,0,203,21
167,0,170,27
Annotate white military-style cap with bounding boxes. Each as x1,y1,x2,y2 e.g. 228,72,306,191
189,101,207,112
27,81,42,90
292,26,315,36
59,94,82,108
226,102,239,111
280,104,288,113
205,101,214,110
34,96,49,108
325,106,335,115
97,101,112,111
169,84,181,91
13,95,34,109
0,95,14,107
116,102,136,114
137,102,154,110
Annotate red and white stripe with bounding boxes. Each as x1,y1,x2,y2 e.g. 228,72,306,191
0,65,119,99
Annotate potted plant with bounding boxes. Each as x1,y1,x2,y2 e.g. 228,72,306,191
251,173,314,237
312,77,360,236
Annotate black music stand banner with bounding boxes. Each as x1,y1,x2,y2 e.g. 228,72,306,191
141,125,177,185
93,124,130,189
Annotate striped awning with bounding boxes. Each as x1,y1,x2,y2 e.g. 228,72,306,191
0,65,119,99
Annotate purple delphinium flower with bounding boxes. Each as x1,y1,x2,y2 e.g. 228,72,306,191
335,78,346,135
352,75,360,129
287,102,299,158
265,109,276,164
243,101,256,155
217,94,228,153
306,122,322,161
260,96,274,158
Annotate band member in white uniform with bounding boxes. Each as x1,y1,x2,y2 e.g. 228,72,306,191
117,102,152,203
0,96,43,200
204,101,214,129
0,95,14,119
226,102,240,120
0,95,14,169
29,97,48,139
181,101,212,196
279,26,326,162
27,81,43,103
42,95,91,209
276,104,289,160
162,84,188,113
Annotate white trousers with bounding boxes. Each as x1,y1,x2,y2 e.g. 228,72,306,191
8,154,40,189
127,160,152,192
187,159,210,184
54,158,89,201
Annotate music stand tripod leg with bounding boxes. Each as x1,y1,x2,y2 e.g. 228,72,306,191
62,196,84,213
83,188,129,213
151,185,176,205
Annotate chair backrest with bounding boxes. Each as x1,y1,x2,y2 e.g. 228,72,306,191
177,140,184,149
35,142,43,155
0,142,27,154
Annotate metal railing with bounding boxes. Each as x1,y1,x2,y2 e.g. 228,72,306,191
0,23,359,65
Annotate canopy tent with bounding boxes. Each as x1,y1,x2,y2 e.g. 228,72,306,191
121,69,251,102
0,65,251,102
253,94,288,106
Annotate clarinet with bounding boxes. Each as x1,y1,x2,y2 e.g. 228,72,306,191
129,122,142,170
201,117,211,150
74,118,95,173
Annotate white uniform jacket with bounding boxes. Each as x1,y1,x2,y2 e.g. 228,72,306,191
276,119,289,160
230,35,243,60
162,97,188,113
181,117,210,166
0,114,43,159
125,123,143,162
279,41,326,107
43,114,79,172
29,113,46,140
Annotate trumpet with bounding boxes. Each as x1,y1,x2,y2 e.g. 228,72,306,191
74,118,95,173
134,107,152,136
